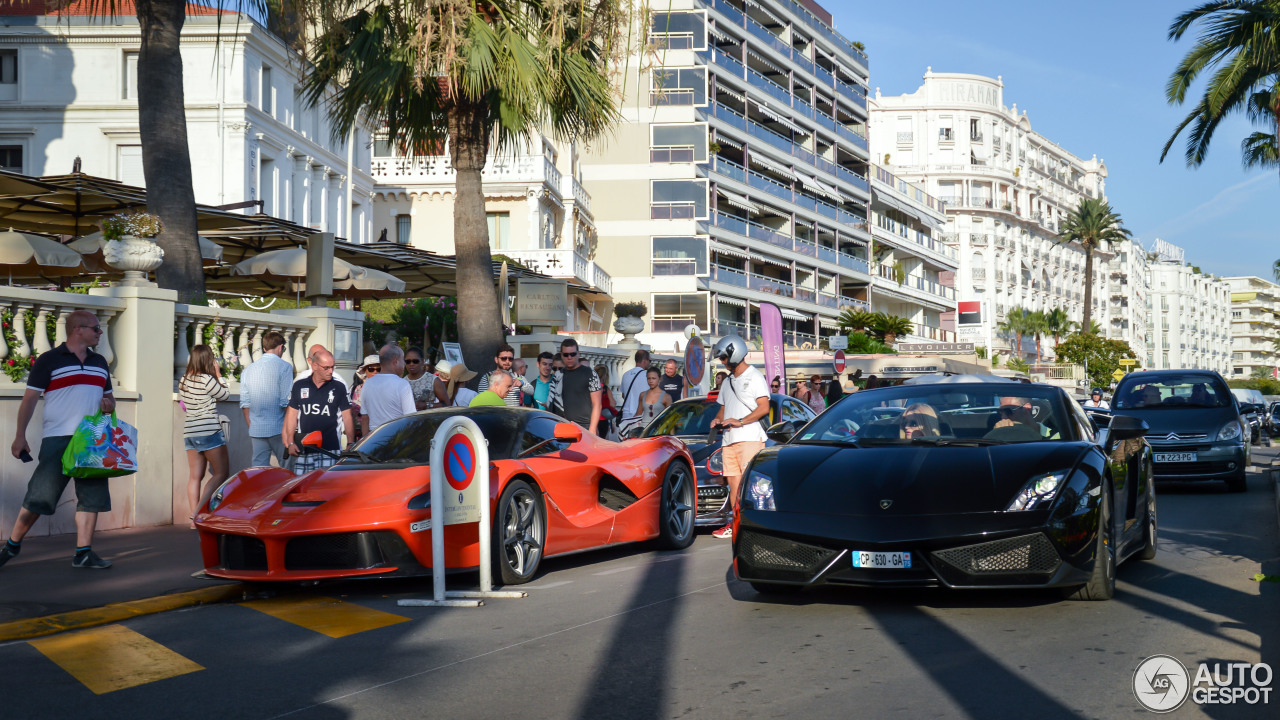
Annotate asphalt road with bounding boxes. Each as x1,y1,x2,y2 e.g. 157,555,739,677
2,452,1277,720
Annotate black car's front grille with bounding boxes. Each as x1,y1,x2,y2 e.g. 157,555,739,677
218,534,267,571
697,486,728,515
932,533,1060,583
738,530,837,576
285,532,394,571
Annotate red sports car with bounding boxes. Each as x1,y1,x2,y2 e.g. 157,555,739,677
195,407,696,584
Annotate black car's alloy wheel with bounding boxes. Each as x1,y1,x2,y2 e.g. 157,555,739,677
1066,492,1115,601
493,480,545,585
1138,488,1158,561
655,461,695,550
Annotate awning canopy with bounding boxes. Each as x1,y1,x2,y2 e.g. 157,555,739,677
710,240,751,260
779,307,808,321
819,316,843,329
718,189,760,214
716,134,744,150
716,294,747,308
873,190,921,222
749,152,790,177
717,86,747,105
755,254,791,270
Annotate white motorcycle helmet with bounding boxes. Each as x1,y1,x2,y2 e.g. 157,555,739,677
713,334,749,371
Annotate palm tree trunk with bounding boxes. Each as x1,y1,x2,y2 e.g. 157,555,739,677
448,102,502,383
135,0,203,302
1082,248,1094,334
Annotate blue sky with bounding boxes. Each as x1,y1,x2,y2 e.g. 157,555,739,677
829,0,1276,280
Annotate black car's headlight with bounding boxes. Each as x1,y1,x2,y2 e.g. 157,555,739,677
1005,470,1068,512
745,470,776,511
706,448,723,475
1217,422,1243,441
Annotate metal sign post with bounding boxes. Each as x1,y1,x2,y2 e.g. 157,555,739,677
398,416,527,608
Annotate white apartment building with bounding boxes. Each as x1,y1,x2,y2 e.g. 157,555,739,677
868,165,956,340
1224,275,1280,378
1147,242,1232,373
580,0,876,350
870,70,1114,359
370,135,611,331
1101,239,1151,363
0,8,375,241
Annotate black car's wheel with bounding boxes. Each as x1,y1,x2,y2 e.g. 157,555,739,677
749,581,802,595
655,461,695,550
493,479,545,585
1138,490,1158,561
1066,492,1114,601
1225,469,1248,493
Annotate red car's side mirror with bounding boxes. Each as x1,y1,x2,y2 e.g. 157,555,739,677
301,430,324,448
553,423,583,443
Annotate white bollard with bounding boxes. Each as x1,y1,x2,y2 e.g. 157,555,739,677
398,415,527,608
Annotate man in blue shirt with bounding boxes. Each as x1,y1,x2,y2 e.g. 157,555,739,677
239,331,293,467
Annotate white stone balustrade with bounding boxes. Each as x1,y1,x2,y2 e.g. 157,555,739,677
174,304,318,387
0,286,125,385
503,248,613,295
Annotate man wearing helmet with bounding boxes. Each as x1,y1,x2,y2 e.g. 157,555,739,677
1083,388,1109,410
709,335,770,540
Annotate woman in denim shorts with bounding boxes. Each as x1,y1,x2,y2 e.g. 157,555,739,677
180,345,229,528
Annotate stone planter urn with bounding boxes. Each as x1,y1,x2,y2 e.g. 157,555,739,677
613,314,645,344
103,234,164,286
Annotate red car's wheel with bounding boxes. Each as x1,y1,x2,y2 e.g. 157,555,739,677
493,479,545,585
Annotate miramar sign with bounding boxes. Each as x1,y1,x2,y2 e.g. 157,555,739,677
933,81,1000,108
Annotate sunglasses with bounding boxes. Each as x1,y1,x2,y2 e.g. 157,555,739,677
79,325,102,333
998,406,1026,417
498,355,514,362
365,366,381,373
405,358,422,364
562,352,578,357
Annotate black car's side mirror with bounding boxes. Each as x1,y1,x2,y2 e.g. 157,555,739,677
1109,415,1149,440
766,421,796,443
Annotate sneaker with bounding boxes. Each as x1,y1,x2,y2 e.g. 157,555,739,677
72,549,112,569
711,525,733,540
0,542,18,568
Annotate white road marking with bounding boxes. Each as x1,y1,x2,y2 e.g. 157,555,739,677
519,580,574,590
591,565,639,576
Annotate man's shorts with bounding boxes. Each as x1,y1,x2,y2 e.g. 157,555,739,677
722,440,766,477
22,435,111,515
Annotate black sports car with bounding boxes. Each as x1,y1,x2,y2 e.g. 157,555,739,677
732,380,1156,600
638,394,818,527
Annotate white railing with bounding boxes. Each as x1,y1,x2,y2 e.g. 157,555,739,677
173,304,318,387
371,153,564,197
0,287,126,386
504,248,612,295
562,174,593,215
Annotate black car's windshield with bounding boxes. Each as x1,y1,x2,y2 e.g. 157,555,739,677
348,408,522,464
1113,375,1231,410
795,384,1073,445
642,400,722,437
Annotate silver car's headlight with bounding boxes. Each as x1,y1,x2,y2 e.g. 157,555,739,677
746,470,776,511
1217,422,1242,441
1005,470,1068,512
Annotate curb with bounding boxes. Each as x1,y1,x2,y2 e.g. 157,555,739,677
1272,457,1280,541
0,584,245,643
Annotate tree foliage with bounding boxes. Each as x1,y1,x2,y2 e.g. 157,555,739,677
1053,333,1140,390
1057,198,1132,332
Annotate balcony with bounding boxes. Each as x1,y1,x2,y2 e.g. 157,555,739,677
970,233,990,247
748,69,792,106
371,153,564,195
748,273,794,296
504,248,612,295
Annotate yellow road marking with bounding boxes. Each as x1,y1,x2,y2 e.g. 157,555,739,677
29,624,203,695
242,596,408,638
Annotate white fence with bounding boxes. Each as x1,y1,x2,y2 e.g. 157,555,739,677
0,287,126,385
174,304,318,386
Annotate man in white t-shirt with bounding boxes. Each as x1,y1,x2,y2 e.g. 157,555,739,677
1083,388,1110,411
359,345,416,436
616,349,651,435
709,335,769,540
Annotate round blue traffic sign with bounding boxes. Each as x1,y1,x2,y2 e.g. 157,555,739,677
444,433,476,491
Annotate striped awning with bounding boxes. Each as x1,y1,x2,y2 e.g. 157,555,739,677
716,294,748,308
754,102,803,133
819,316,843,329
717,86,747,105
716,134,744,150
755,254,792,269
749,152,790,176
719,189,760,214
710,241,751,260
779,307,808,321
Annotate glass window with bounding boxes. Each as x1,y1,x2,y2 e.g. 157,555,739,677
0,145,22,174
648,11,706,50
373,135,393,158
651,123,708,163
487,211,511,250
396,214,412,244
1113,375,1230,410
650,67,706,107
0,49,15,85
123,51,138,100
520,415,570,456
651,179,708,220
652,236,708,276
260,65,274,114
117,145,144,187
641,399,721,437
652,293,708,332
781,398,811,424
354,411,522,464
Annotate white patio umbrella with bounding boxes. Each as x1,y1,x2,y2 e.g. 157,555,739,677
289,266,407,299
232,246,369,303
70,232,224,268
0,229,85,283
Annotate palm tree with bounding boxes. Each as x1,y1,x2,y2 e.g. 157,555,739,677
836,307,876,336
1027,309,1048,362
79,0,206,301
1044,307,1072,349
998,306,1032,357
1162,1,1280,175
869,313,914,345
1057,198,1131,333
300,0,625,372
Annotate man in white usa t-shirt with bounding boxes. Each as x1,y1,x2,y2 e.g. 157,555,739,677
709,335,770,540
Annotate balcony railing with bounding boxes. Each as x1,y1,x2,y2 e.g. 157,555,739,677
711,264,749,288
749,273,794,296
505,248,612,295
748,69,792,106
837,252,870,274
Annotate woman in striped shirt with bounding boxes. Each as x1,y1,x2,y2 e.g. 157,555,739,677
180,345,229,528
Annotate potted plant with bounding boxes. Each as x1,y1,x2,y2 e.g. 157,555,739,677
613,301,648,343
100,212,165,286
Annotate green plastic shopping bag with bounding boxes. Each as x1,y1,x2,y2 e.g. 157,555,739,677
61,412,139,478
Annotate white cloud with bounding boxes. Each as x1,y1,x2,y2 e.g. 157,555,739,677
1148,174,1273,239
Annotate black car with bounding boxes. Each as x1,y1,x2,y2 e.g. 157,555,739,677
732,380,1155,600
1109,370,1249,492
638,393,817,527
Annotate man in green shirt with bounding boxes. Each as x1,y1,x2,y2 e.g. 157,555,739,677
470,371,513,407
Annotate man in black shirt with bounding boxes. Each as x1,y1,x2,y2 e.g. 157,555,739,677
659,359,684,404
549,338,602,430
283,349,354,474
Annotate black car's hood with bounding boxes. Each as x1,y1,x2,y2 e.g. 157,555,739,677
763,442,1090,517
1112,407,1236,436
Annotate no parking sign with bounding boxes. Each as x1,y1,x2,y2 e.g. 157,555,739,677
441,429,482,525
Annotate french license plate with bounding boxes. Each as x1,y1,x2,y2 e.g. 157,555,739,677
1153,452,1197,463
852,551,912,569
